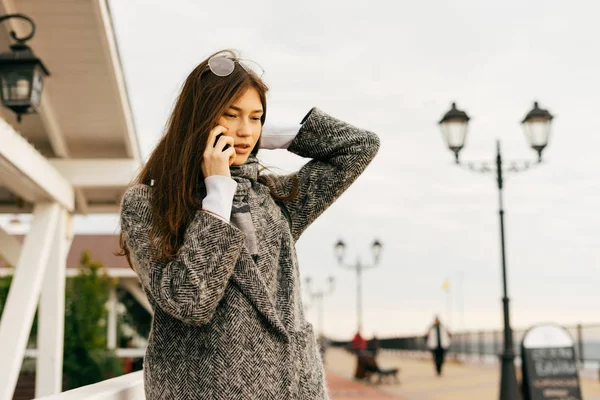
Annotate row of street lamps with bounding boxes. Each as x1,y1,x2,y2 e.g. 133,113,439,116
305,239,383,338
311,101,552,400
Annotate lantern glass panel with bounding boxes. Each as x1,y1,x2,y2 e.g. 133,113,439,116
522,116,551,148
440,118,468,150
0,64,34,106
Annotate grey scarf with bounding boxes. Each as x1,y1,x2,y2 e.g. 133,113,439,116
229,155,259,256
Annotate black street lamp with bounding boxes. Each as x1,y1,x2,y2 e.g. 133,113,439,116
335,238,383,334
304,276,335,337
438,101,554,400
0,13,50,122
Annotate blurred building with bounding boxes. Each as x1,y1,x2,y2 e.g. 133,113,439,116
0,0,141,398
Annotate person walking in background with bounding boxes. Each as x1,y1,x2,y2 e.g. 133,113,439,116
351,332,368,379
118,49,380,399
426,316,451,376
352,331,367,355
369,335,381,357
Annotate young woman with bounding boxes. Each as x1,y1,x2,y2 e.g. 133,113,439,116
119,49,380,399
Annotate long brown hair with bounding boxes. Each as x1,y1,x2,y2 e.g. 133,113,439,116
118,49,297,266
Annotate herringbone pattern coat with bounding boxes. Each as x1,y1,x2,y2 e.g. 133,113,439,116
119,108,380,399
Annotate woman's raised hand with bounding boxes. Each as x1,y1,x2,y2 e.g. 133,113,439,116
202,125,236,178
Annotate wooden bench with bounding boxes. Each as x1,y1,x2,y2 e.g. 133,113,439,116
358,352,400,384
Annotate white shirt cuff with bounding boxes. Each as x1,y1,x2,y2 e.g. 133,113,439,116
260,122,300,149
201,175,237,223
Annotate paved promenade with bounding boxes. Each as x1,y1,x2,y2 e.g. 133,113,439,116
327,372,406,400
325,347,600,400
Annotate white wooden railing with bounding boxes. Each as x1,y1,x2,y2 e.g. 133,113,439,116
34,372,144,400
22,348,146,399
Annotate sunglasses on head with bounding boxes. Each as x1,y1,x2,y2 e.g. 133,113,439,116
208,56,264,78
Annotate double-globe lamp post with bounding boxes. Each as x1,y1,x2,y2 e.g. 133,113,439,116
334,239,383,335
438,101,554,400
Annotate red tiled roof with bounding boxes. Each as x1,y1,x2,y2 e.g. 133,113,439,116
0,234,129,269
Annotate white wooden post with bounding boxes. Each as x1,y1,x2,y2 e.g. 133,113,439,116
107,287,118,350
0,203,61,400
36,209,72,397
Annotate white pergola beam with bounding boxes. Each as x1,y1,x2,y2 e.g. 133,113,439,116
37,93,91,215
86,205,121,214
0,203,62,400
25,348,147,359
93,0,142,164
48,159,140,188
38,92,70,157
75,190,89,215
0,267,137,279
0,205,125,214
120,279,153,314
0,227,21,266
0,120,74,212
36,207,71,397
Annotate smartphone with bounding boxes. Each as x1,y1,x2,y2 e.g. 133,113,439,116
214,133,231,151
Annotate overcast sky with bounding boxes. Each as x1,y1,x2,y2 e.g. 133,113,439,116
111,0,600,339
7,0,600,340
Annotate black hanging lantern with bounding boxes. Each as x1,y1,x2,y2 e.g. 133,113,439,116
0,14,50,123
521,101,553,162
439,102,470,163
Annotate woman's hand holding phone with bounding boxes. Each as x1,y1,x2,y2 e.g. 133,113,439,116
213,133,231,151
202,125,236,178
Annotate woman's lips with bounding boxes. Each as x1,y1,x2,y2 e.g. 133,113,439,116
234,145,250,154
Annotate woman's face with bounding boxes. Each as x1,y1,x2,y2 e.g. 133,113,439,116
218,87,263,166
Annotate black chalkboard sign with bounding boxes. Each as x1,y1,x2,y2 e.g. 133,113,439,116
521,324,582,400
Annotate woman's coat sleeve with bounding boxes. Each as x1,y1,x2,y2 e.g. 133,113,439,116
119,186,246,325
273,107,380,240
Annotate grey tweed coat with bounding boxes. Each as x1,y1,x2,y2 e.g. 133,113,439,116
119,108,380,399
